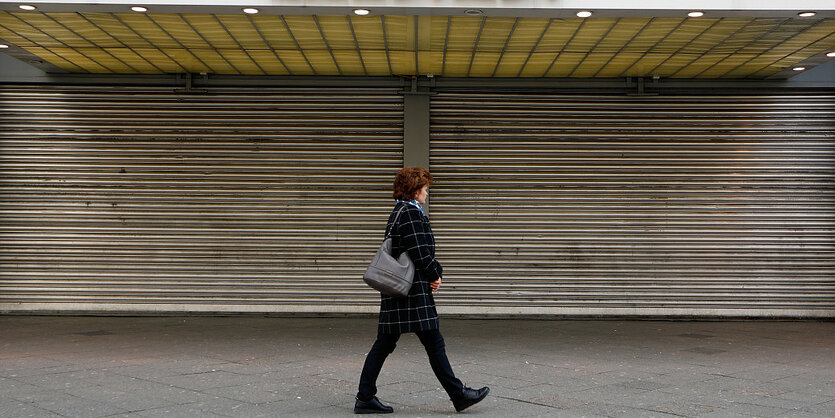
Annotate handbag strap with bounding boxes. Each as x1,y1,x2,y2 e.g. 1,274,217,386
384,204,408,239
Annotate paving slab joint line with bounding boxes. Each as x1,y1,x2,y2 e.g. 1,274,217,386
492,394,561,410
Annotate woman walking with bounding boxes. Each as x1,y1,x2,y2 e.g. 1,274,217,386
355,166,489,414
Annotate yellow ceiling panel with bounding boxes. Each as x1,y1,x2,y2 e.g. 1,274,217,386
546,52,585,77
565,18,619,51
722,52,786,77
82,13,153,48
442,51,473,77
387,50,414,76
350,16,385,50
425,16,448,51
47,13,121,48
0,11,62,46
176,14,233,48
697,53,758,77
680,19,752,54
476,18,517,52
595,18,653,52
247,15,296,49
75,47,137,72
215,15,268,49
620,53,674,77
189,50,237,73
21,46,86,72
2,12,831,79
282,16,327,50
673,54,729,77
132,48,186,72
383,16,412,52
9,12,95,48
417,51,443,75
331,49,364,75
219,49,264,74
303,49,339,74
162,48,212,72
468,51,501,76
518,52,557,77
734,19,798,54
317,16,356,50
570,52,616,77
273,49,313,74
114,14,181,48
595,52,643,77
754,32,835,77
506,18,550,52
622,18,682,52
447,17,483,52
493,52,529,77
652,19,718,53
246,49,289,75
47,47,111,72
104,47,164,73
536,19,584,52
358,50,391,75
650,54,697,77
713,18,784,54
0,22,36,47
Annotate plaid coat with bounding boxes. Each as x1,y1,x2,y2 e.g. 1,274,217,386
377,201,443,334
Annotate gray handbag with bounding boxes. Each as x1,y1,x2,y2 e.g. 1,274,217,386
363,205,415,297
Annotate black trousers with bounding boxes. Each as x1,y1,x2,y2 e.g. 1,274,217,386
357,329,464,401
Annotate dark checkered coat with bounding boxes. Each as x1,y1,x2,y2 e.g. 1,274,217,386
377,201,443,334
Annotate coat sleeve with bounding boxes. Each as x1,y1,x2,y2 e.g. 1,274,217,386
397,206,443,282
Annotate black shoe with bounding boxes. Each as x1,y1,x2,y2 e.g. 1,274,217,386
452,386,490,412
354,396,394,414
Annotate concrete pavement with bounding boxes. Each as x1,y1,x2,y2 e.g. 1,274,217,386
1,316,833,417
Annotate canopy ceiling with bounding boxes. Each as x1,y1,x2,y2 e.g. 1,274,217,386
0,11,833,78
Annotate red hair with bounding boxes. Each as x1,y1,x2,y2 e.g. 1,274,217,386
392,167,433,200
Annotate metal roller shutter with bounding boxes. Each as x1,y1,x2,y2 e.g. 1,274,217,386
430,91,835,317
0,85,402,314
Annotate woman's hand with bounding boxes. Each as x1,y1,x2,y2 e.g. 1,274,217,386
430,277,442,292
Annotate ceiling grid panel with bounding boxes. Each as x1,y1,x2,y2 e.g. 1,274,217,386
45,15,142,73
639,18,722,77
312,15,343,75
0,12,832,78
67,13,164,73
543,19,590,77
748,20,835,77
0,13,115,73
278,15,317,75
698,18,794,78
591,18,655,77
668,18,757,78
606,18,684,77
507,17,550,77
567,18,622,77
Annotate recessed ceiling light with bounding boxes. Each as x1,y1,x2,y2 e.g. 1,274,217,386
0,44,9,49
792,66,806,71
576,11,593,18
797,11,816,17
688,11,704,17
827,52,835,58
131,6,148,12
242,8,259,14
19,4,36,10
353,9,370,16
464,9,483,16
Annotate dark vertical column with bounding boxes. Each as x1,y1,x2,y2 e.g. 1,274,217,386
403,93,431,213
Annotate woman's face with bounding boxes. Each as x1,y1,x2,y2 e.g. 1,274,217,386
414,185,429,205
